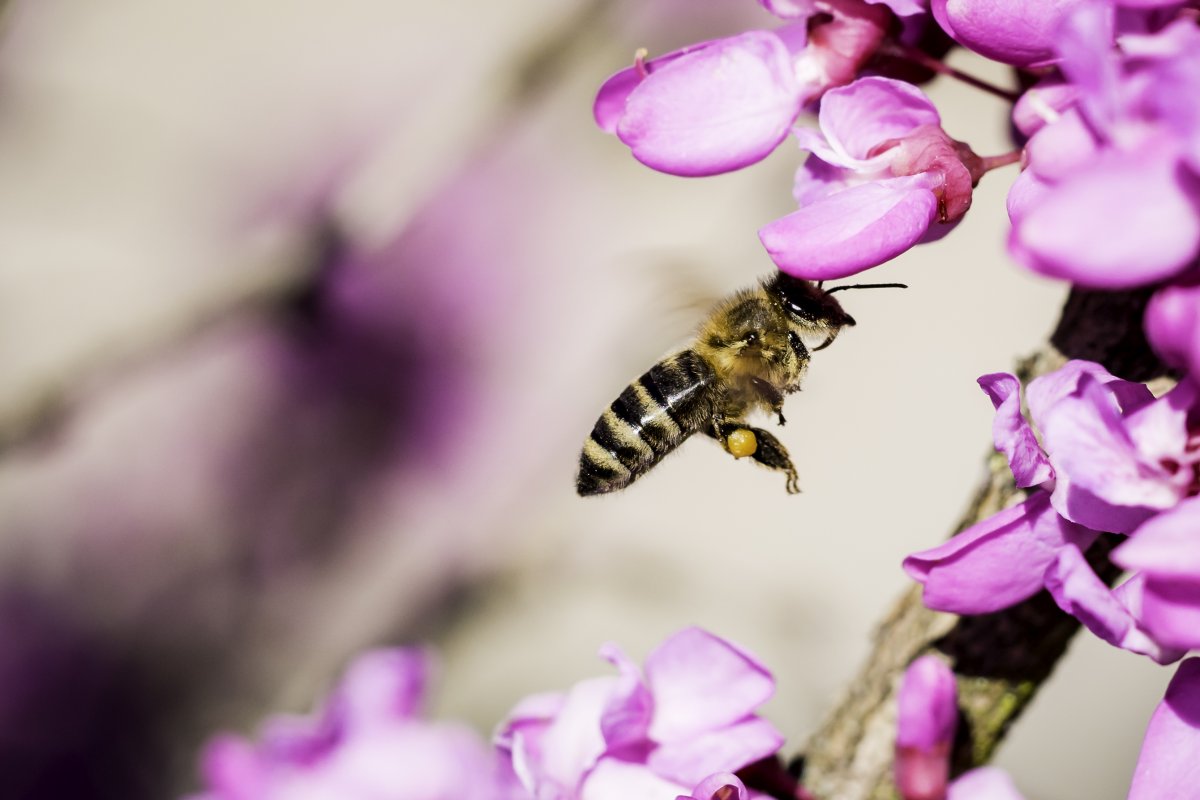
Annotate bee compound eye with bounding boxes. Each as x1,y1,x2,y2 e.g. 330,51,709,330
742,331,758,345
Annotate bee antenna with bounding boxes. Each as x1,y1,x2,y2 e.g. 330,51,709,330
825,282,908,295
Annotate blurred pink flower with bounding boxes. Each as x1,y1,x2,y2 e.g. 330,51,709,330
192,648,516,800
496,627,783,799
895,657,1028,800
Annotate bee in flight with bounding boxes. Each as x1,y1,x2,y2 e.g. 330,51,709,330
576,273,902,496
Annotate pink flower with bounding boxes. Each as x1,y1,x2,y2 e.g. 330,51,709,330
496,627,783,799
593,0,904,177
1007,11,1200,289
1128,658,1200,799
904,362,1193,665
759,77,984,279
191,649,514,800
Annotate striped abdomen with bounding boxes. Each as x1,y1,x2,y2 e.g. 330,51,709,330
577,350,717,496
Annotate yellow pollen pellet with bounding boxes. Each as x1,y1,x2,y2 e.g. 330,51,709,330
726,428,757,458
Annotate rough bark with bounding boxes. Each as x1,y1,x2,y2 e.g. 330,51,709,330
799,287,1167,800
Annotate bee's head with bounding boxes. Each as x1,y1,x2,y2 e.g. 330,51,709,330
766,273,906,352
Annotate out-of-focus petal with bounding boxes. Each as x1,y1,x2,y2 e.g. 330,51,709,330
895,656,956,800
931,0,1086,67
1010,147,1200,288
504,676,617,793
645,627,774,743
1128,659,1200,800
1022,109,1098,182
903,491,1098,614
1005,168,1052,226
977,372,1052,487
816,77,941,163
582,758,690,800
201,736,268,800
328,648,430,731
896,656,957,751
647,717,784,788
1146,279,1200,376
946,766,1027,800
593,41,717,133
1012,79,1079,137
598,642,653,750
1115,498,1200,651
760,0,820,19
760,174,939,280
1044,545,1184,664
679,772,750,800
616,31,804,177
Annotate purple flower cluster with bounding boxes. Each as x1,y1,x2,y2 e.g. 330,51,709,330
594,0,1200,289
189,629,785,800
902,360,1200,797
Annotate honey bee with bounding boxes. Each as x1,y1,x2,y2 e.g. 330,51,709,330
576,273,902,496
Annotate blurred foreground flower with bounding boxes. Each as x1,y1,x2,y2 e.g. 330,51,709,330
496,627,783,799
1007,10,1200,288
191,648,516,800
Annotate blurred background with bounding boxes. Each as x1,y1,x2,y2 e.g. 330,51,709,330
0,0,1173,798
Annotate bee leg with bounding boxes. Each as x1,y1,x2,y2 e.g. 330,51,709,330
707,425,800,494
749,377,787,426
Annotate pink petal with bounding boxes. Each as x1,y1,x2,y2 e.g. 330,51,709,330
816,77,941,162
594,41,720,133
1115,498,1200,650
647,717,784,788
896,656,958,751
760,0,820,19
616,31,804,177
1022,108,1098,183
682,773,749,800
581,758,690,800
1010,147,1200,289
792,155,856,207
1042,376,1178,530
1146,280,1200,376
1025,360,1153,425
329,648,430,731
931,0,1086,67
946,767,1027,800
598,642,654,750
1117,497,1200,579
645,628,774,743
977,372,1052,487
903,492,1097,614
1011,79,1079,137
1044,546,1183,664
759,174,939,280
1128,659,1200,800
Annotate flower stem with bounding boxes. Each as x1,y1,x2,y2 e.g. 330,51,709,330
878,42,1020,103
979,150,1023,173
